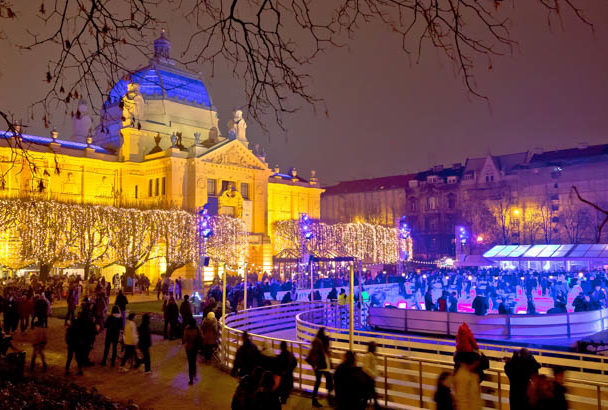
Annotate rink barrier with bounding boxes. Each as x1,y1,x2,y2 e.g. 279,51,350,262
367,306,608,340
221,302,608,409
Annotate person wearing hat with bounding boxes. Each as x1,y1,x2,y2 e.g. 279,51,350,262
200,311,219,362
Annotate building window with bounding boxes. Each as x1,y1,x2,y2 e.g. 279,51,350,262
208,179,217,196
155,178,159,196
428,196,437,210
463,172,474,181
447,193,456,209
447,176,457,184
240,182,249,199
148,179,153,197
485,174,494,183
135,185,138,199
162,177,166,195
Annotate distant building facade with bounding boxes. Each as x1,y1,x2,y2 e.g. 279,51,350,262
322,144,608,260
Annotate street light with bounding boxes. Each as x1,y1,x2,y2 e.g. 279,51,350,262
196,204,213,295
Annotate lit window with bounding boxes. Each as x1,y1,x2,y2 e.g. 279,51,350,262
207,179,217,196
241,182,249,199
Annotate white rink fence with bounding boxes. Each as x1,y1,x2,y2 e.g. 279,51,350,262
220,302,608,409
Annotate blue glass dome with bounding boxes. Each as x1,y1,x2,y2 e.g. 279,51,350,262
108,32,212,108
108,66,212,108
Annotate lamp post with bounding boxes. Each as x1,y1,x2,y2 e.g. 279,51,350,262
197,204,212,296
349,262,354,350
299,213,314,299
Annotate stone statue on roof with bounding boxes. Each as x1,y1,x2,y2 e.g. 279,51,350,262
122,83,145,127
227,109,247,142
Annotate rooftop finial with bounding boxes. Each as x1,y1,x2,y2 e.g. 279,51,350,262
154,30,171,60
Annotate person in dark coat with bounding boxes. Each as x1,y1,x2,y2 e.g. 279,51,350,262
472,293,489,316
276,340,297,404
180,295,194,325
164,296,179,340
100,305,122,366
114,290,128,328
231,331,261,378
504,348,541,410
306,327,333,407
138,313,152,373
333,350,371,410
182,318,202,385
200,311,219,361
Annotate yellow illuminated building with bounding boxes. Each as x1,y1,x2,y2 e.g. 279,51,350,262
0,33,323,282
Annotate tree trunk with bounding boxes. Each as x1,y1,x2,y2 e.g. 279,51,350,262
165,265,176,278
83,263,91,280
39,262,52,281
125,266,137,277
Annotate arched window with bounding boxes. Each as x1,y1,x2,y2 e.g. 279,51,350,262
428,196,437,210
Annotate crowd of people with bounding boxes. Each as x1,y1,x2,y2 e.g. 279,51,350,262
434,322,568,410
399,268,608,315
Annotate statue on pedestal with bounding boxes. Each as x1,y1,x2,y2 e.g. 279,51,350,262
227,110,247,142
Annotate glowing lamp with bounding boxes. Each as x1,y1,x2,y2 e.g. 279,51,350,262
468,275,472,280
476,235,484,243
422,274,427,279
579,272,584,278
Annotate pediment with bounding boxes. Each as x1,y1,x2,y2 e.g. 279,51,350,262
200,140,268,170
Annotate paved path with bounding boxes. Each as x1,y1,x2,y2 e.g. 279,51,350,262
11,318,332,410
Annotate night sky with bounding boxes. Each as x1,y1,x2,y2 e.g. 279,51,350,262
1,1,607,186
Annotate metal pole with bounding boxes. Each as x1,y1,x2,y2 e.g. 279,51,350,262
201,238,206,297
349,263,354,350
243,266,247,311
222,264,227,322
310,257,314,302
358,260,363,325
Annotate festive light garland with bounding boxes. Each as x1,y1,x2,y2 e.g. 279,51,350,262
272,220,411,263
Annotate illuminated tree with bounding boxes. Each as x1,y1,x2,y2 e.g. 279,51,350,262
157,209,196,277
18,200,78,280
487,195,515,245
110,207,159,277
73,204,112,279
206,215,249,268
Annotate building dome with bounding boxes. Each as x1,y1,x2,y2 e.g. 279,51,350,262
107,32,212,108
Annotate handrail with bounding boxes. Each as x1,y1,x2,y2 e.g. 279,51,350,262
296,305,608,367
221,302,608,409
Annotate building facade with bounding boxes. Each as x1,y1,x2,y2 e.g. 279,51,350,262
0,33,323,281
322,144,608,260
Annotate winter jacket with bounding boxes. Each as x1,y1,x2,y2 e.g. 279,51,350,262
182,326,202,352
201,317,219,345
104,314,122,343
123,319,138,346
